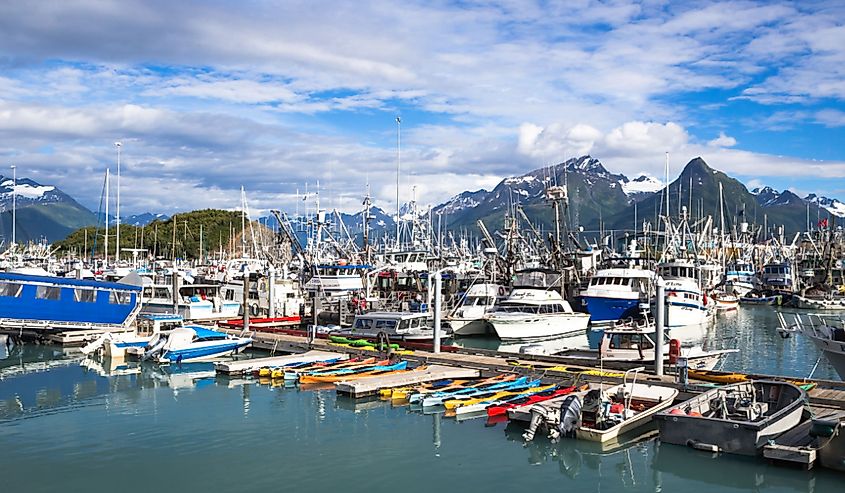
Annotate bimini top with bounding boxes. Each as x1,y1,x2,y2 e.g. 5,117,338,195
0,272,141,291
185,325,228,340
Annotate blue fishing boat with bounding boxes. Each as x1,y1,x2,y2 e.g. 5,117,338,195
0,272,141,331
580,269,656,324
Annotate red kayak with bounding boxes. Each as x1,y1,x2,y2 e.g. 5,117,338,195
486,384,582,418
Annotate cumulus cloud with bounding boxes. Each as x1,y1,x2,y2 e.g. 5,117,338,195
708,131,737,147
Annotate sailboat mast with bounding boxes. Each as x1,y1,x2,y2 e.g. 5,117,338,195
395,116,401,249
115,141,122,262
104,168,110,267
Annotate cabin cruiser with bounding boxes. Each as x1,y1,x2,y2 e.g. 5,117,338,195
81,314,184,359
448,283,507,336
141,281,239,321
580,269,656,324
129,325,252,364
484,269,590,341
344,311,448,341
657,261,713,328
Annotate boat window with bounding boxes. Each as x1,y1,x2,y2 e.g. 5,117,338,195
154,288,171,298
398,319,411,330
354,318,374,330
0,282,23,297
74,289,97,303
375,319,396,330
35,285,62,301
109,291,132,305
225,289,235,301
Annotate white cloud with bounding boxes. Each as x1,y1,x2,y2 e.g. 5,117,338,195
708,131,737,147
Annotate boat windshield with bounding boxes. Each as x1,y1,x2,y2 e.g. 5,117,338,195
608,333,654,350
493,304,540,313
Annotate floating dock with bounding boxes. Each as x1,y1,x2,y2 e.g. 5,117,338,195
214,350,347,375
763,410,845,469
335,364,481,397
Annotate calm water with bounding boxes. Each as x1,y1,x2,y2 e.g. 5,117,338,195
1,307,842,492
453,305,841,381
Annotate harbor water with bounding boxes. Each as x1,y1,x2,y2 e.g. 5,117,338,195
1,308,842,492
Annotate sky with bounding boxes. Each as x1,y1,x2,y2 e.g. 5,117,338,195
0,0,844,217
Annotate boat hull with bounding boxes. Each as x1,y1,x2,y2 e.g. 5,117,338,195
449,318,489,336
488,313,590,341
582,296,641,323
160,339,251,363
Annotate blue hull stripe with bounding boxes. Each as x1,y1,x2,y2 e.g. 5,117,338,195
162,341,249,362
582,296,640,322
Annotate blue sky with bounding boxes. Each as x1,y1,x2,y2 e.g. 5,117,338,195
0,0,844,216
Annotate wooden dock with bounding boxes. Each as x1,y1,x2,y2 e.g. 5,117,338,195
335,364,481,398
214,350,348,375
230,329,845,410
763,410,845,469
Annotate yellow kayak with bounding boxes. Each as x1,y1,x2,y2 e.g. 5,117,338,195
443,384,555,410
689,369,817,390
382,379,473,400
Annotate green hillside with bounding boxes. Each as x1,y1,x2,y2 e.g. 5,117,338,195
0,202,98,244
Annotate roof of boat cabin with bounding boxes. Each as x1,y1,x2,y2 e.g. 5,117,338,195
353,311,431,320
183,325,227,339
0,272,142,291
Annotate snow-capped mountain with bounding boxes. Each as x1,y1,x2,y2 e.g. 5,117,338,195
620,175,663,201
0,176,79,212
805,194,845,217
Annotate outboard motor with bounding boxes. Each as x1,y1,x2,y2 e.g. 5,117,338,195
522,395,582,443
142,333,167,361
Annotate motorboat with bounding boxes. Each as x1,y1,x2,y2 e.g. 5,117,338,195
344,311,448,341
447,283,507,336
724,261,756,297
579,269,656,324
548,322,736,371
130,325,252,363
710,290,739,311
654,380,806,456
141,281,240,321
80,313,184,359
739,292,782,305
779,313,845,380
520,367,678,443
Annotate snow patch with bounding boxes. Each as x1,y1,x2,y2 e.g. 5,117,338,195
621,175,662,196
1,181,56,199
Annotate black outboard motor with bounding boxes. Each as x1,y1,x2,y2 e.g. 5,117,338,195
522,395,582,443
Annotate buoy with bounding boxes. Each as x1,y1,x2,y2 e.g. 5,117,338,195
668,339,681,365
669,408,685,415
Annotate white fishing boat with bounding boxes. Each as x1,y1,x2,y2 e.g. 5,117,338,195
520,368,679,443
724,261,756,297
658,261,714,328
447,283,507,336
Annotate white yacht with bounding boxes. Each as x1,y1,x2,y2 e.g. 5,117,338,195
448,283,507,336
345,311,447,341
485,269,590,341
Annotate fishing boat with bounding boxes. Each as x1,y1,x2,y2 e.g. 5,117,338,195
579,269,656,325
724,261,756,297
657,261,713,328
739,292,782,305
0,271,141,331
789,294,845,311
132,325,252,363
521,368,678,443
760,261,796,296
655,380,806,456
485,287,589,341
447,283,507,336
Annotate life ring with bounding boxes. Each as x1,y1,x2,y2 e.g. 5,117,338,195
249,303,259,317
498,286,506,297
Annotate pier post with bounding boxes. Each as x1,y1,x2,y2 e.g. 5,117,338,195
433,270,442,354
655,278,665,376
242,263,250,333
268,264,276,319
172,271,181,316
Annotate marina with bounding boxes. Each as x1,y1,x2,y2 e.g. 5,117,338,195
2,2,845,490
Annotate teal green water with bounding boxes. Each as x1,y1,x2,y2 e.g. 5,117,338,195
1,307,843,492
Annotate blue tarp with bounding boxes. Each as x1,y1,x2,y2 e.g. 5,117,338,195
0,272,141,291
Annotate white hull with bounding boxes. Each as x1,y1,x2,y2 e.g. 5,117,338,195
577,383,678,443
488,312,590,341
666,303,712,328
449,318,489,336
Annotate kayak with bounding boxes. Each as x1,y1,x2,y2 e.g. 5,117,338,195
379,378,462,399
284,358,386,381
267,357,377,379
407,374,517,404
445,382,552,411
255,357,345,377
689,369,817,391
298,361,410,384
421,376,531,407
486,384,582,417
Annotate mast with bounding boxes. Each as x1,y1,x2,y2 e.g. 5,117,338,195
395,116,401,249
114,141,122,262
105,168,110,267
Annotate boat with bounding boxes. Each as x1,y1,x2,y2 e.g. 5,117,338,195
406,374,515,403
710,290,739,311
780,313,845,380
132,325,252,363
447,283,507,336
80,313,184,358
724,261,756,297
657,261,713,328
739,293,782,305
485,269,590,341
343,311,447,341
0,271,141,331
763,410,845,472
789,294,845,311
580,269,656,324
687,369,816,390
486,385,581,420
141,280,240,321
520,368,679,443
444,380,546,411
419,376,529,407
550,322,736,371
760,261,796,297
654,380,806,455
